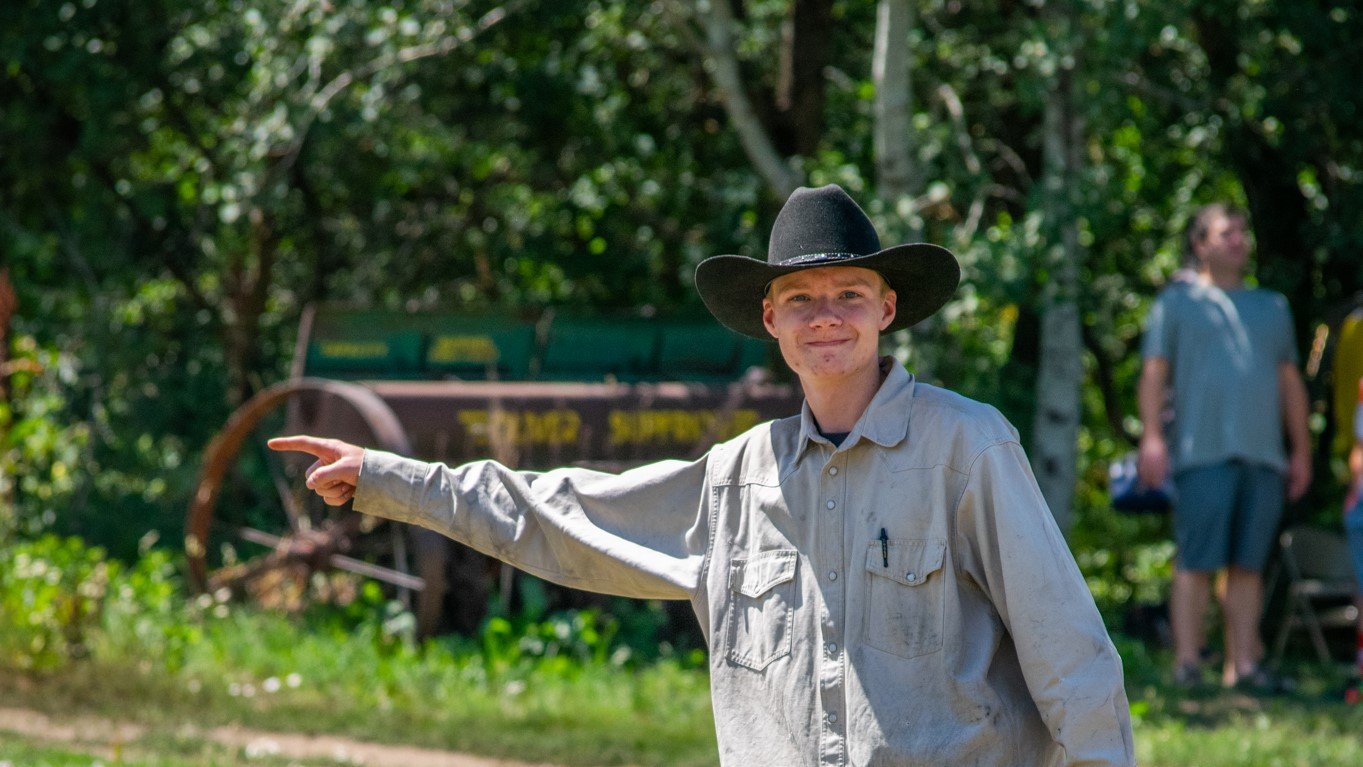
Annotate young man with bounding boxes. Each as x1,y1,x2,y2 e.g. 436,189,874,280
274,185,1134,765
1137,203,1312,691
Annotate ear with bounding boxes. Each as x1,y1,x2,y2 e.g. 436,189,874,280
879,289,897,331
1190,237,1206,264
762,297,779,339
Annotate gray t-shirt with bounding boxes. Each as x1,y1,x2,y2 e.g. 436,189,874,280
1142,281,1298,473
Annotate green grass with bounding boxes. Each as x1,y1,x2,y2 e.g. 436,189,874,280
0,734,117,767
1118,636,1363,766
0,625,719,767
7,535,1363,766
0,535,720,766
10,650,1363,767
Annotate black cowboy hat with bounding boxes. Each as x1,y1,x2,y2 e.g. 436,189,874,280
695,184,960,340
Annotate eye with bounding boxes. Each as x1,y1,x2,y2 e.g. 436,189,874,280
840,290,863,300
786,293,810,303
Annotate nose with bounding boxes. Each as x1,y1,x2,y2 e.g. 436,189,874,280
807,297,843,328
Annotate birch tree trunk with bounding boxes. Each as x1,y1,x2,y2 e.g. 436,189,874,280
873,0,917,212
872,0,941,381
1029,9,1083,532
699,0,802,199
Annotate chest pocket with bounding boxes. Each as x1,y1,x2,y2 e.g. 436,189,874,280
863,539,947,659
726,550,798,671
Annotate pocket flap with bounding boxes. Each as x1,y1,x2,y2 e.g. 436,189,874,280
865,539,946,587
731,550,798,597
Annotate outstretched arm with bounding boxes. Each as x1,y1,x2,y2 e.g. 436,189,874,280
269,435,713,600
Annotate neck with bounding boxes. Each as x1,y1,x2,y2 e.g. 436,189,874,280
1199,264,1244,290
802,360,885,433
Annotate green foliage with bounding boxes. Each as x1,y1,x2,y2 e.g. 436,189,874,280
0,535,115,669
0,335,89,538
481,609,620,674
0,533,718,765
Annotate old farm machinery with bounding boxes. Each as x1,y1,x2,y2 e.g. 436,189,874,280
186,305,802,636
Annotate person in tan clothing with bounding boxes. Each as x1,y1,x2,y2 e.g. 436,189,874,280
274,185,1134,766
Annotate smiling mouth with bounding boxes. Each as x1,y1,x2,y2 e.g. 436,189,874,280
806,338,852,348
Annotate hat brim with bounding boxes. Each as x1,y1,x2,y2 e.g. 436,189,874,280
694,244,961,340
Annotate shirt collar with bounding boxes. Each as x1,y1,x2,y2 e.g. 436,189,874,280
796,356,917,459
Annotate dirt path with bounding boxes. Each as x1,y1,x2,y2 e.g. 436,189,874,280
0,706,563,767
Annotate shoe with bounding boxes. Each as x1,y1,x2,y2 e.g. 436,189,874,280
1172,663,1203,690
1232,665,1292,696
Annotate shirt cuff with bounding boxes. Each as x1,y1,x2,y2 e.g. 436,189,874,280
352,449,425,523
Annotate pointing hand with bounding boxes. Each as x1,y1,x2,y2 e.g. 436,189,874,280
267,435,365,506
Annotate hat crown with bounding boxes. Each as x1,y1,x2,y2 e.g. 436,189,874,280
768,184,882,265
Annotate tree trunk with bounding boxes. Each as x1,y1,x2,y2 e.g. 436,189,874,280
1029,15,1083,532
774,0,833,156
699,0,802,199
872,0,940,380
224,208,280,406
873,0,918,214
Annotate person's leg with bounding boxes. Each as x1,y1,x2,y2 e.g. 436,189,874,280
1171,464,1235,679
1225,462,1286,686
1172,568,1214,670
1223,565,1264,683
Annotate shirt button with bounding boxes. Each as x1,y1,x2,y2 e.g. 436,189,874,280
826,641,838,654
826,500,836,509
906,572,917,582
828,466,838,476
828,570,838,581
827,712,839,724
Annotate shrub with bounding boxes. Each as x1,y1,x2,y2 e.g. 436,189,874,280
0,535,116,669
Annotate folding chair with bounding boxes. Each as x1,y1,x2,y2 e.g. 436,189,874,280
1268,526,1359,665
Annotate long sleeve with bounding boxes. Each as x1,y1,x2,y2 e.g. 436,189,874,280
954,441,1135,766
353,450,714,600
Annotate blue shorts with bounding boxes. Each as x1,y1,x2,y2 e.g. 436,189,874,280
1345,499,1363,586
1172,460,1285,572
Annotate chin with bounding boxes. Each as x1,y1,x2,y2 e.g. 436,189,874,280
802,356,872,381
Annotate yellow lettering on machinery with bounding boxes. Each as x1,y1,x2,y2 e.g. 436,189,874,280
319,340,388,359
456,409,581,448
429,335,500,364
608,409,762,447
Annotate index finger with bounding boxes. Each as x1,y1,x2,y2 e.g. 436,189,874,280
267,435,341,462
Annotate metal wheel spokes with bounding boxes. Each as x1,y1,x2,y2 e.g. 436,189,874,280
187,379,432,617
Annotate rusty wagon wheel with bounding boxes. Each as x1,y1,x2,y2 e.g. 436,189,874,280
186,378,449,636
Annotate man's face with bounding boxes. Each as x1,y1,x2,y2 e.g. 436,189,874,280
1195,212,1250,274
761,266,896,386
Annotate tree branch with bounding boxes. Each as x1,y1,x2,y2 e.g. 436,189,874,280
691,0,801,199
278,3,522,183
1082,323,1137,445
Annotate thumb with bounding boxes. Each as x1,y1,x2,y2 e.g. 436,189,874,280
268,435,342,463
307,460,358,490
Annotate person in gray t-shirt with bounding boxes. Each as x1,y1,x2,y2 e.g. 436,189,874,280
1138,203,1311,691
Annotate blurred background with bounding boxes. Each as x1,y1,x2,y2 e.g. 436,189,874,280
2,1,1363,764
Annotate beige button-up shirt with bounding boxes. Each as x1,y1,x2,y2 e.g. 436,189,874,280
355,359,1135,766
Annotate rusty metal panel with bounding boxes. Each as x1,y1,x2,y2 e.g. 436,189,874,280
289,379,803,470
